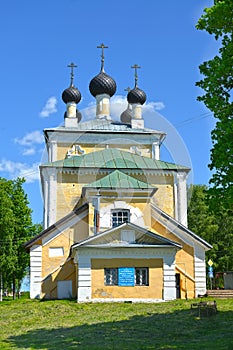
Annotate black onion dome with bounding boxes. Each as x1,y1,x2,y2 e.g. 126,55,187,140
62,86,81,104
89,71,116,97
76,110,82,122
127,87,146,105
120,109,132,124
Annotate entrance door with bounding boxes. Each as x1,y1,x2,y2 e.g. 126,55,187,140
175,273,181,299
57,280,72,299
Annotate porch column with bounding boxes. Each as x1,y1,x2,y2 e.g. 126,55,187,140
76,253,91,302
194,244,207,297
163,254,176,300
30,245,42,299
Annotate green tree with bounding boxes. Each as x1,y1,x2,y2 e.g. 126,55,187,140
188,184,233,274
10,178,35,298
0,177,40,300
0,179,15,301
196,0,233,211
188,184,218,249
213,212,233,271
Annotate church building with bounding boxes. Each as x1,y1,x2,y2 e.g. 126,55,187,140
25,44,211,302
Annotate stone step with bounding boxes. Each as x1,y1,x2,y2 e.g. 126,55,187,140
207,290,233,298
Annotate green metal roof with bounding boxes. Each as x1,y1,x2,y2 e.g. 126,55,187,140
85,170,156,189
42,148,189,171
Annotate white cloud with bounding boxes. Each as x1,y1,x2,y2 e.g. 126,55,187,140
15,131,44,146
110,95,128,119
22,148,36,156
0,159,40,183
40,96,58,117
143,101,165,111
14,131,44,156
81,101,96,120
81,95,128,121
81,95,164,121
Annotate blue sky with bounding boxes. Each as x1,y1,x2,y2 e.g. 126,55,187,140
0,0,218,224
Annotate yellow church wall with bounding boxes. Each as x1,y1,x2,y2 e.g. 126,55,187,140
41,259,76,299
41,229,74,278
151,217,195,299
175,247,195,299
91,258,163,299
40,213,90,299
152,184,174,217
41,211,90,282
56,168,175,226
56,143,153,161
129,174,174,217
56,172,96,220
73,213,90,242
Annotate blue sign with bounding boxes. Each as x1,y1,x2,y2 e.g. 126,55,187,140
208,266,214,278
118,267,135,286
208,271,214,278
209,266,213,273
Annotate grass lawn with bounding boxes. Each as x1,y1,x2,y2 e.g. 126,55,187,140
0,296,233,349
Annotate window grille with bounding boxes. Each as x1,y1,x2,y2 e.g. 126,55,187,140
111,209,130,227
135,268,149,286
104,268,118,286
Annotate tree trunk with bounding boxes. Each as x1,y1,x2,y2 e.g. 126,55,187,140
12,274,16,300
0,271,3,302
17,281,21,299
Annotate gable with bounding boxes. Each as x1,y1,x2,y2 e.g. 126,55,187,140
72,222,182,250
84,170,156,190
24,203,89,250
151,204,212,250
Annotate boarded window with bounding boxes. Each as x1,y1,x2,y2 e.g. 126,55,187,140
121,230,135,243
49,247,64,257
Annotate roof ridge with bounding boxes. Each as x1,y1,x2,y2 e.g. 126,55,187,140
150,203,212,249
84,169,156,189
42,148,190,170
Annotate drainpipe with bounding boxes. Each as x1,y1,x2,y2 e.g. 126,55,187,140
93,192,101,235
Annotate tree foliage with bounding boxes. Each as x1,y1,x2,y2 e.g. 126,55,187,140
188,184,233,273
196,0,233,211
0,177,41,299
187,185,218,244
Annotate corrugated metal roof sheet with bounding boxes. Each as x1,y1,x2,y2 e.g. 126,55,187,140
46,119,163,133
85,170,155,189
42,148,189,171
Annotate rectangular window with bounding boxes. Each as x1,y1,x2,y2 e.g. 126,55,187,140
111,209,130,227
104,268,118,286
104,267,149,286
135,268,149,286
